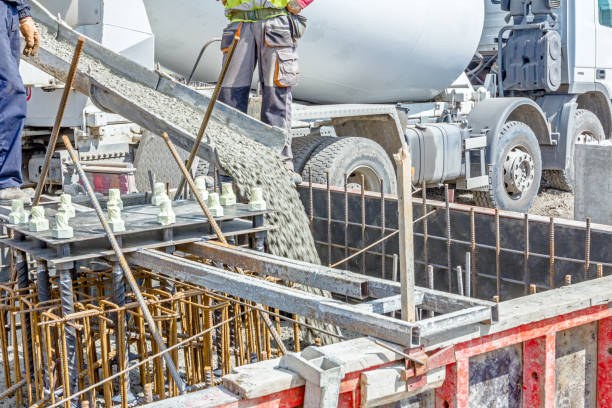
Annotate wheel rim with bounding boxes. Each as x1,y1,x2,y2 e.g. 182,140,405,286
503,145,535,200
346,166,381,192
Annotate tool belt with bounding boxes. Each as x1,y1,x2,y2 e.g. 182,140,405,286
228,8,288,22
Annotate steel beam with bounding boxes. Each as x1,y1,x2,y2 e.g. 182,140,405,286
128,249,417,346
179,242,369,299
414,306,493,339
180,241,495,315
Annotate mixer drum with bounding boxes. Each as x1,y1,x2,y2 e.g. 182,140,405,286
144,0,485,104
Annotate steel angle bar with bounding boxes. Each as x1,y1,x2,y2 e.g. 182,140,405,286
180,242,369,299
420,288,498,321
415,306,493,340
181,243,496,317
128,249,418,346
354,294,420,315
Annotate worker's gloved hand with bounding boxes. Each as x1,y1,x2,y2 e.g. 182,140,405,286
287,0,303,15
20,17,40,57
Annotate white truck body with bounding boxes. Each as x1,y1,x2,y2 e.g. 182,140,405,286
17,0,612,213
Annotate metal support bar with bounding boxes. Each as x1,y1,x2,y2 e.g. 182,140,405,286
33,37,84,206
60,135,186,393
179,242,495,315
414,306,493,339
127,249,417,346
175,25,242,198
394,147,416,322
160,133,227,244
180,242,369,299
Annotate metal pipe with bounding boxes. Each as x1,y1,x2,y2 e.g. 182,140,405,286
160,132,227,244
465,253,471,298
33,37,85,206
427,265,435,318
444,185,452,292
175,25,243,199
495,209,501,300
395,148,415,323
380,178,386,279
187,38,222,84
456,266,464,296
60,135,186,393
523,213,530,295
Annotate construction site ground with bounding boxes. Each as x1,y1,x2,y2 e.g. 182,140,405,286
429,186,574,220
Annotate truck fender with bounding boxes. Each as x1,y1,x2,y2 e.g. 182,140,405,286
576,89,612,138
467,97,552,166
535,94,578,171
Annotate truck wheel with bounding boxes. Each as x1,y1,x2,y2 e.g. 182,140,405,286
291,135,330,174
301,137,397,194
544,109,605,192
473,121,542,213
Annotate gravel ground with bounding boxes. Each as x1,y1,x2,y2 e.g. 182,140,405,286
427,187,575,220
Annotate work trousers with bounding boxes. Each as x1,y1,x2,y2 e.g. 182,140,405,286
218,15,299,169
0,1,24,189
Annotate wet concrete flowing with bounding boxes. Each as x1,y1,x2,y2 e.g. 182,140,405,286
35,23,341,344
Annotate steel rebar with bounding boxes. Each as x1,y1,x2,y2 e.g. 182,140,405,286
60,134,186,393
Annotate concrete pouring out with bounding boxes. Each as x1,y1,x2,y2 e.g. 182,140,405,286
35,21,341,345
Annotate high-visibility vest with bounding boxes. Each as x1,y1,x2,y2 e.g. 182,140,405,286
225,0,289,11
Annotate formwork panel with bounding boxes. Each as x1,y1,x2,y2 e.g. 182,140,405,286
468,344,522,408
554,323,598,408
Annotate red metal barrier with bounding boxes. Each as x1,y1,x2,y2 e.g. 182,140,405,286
208,304,611,408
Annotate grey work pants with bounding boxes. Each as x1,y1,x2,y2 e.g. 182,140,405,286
218,15,299,169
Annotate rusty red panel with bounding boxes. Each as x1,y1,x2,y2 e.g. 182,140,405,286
455,359,470,408
543,335,555,408
215,386,305,408
456,305,611,360
597,317,612,408
523,337,545,407
435,364,457,408
522,334,555,408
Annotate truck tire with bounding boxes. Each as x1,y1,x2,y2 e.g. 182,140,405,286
544,109,605,192
473,121,542,213
291,135,330,174
301,137,397,194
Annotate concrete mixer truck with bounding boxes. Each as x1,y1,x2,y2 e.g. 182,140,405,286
19,0,612,213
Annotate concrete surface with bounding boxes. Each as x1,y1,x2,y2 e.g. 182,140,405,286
574,143,612,225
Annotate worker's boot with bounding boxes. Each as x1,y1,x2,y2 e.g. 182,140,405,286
0,187,32,204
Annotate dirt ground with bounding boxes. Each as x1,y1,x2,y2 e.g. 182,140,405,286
429,187,575,221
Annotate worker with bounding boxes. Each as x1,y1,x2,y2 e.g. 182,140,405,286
219,0,313,182
0,0,39,202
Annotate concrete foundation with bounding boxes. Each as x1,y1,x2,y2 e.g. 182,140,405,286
574,143,612,225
